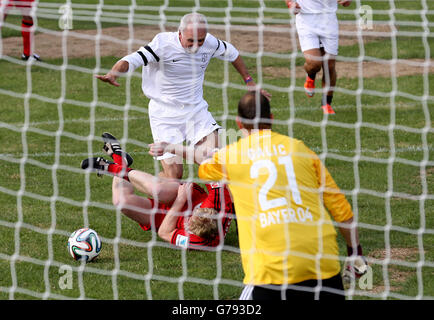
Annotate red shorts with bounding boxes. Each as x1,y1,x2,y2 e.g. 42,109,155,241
138,199,169,232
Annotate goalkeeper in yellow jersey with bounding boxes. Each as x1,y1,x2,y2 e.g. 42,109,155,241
198,91,367,300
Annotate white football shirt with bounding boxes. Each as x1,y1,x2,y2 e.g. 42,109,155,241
296,0,338,14
121,32,239,114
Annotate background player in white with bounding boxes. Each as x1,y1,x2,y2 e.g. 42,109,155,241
0,0,41,61
96,12,271,179
285,0,352,114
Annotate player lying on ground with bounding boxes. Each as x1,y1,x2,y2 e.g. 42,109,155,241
80,133,234,250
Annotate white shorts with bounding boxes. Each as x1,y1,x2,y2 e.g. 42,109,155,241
295,13,339,56
148,99,221,160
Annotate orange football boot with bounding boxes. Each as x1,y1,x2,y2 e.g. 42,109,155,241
321,104,336,114
304,76,315,97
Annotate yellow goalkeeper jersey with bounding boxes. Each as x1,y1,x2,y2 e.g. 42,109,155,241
198,130,354,285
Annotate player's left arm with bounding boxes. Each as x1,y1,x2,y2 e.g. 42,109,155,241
212,36,271,100
320,168,368,279
338,217,361,253
311,149,367,278
314,160,363,256
311,151,353,222
157,183,191,243
339,217,368,281
231,55,272,101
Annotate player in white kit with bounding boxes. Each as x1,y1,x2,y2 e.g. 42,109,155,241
96,13,271,179
285,0,352,114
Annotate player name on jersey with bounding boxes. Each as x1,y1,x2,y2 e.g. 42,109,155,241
247,144,287,161
258,206,313,229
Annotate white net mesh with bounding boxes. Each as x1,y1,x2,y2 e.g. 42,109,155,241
0,0,433,300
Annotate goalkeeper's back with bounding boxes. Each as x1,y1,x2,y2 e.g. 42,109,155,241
198,91,354,286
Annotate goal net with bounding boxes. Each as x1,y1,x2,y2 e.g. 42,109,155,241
0,0,432,300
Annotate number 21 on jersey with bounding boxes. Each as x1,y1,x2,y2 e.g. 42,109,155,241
250,155,302,211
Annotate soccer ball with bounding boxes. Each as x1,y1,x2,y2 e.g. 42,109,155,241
67,228,102,262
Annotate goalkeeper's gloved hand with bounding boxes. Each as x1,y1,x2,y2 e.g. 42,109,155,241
343,244,368,283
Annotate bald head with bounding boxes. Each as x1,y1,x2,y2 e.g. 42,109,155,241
237,91,272,130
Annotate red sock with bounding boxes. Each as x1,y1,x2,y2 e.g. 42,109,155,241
21,19,33,57
108,163,132,181
111,153,128,166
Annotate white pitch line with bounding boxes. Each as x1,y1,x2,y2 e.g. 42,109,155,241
0,145,432,159
10,115,147,127
7,102,429,127
216,101,428,114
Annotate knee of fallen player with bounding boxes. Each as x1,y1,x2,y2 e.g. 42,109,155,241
112,195,136,216
187,208,219,239
112,191,130,209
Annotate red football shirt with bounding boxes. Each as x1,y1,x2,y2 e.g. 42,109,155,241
171,183,234,249
139,183,234,249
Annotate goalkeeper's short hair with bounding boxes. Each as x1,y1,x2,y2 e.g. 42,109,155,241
238,91,271,130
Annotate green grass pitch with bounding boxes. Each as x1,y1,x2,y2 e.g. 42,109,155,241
0,0,433,300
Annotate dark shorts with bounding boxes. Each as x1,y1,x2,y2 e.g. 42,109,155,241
251,273,345,300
